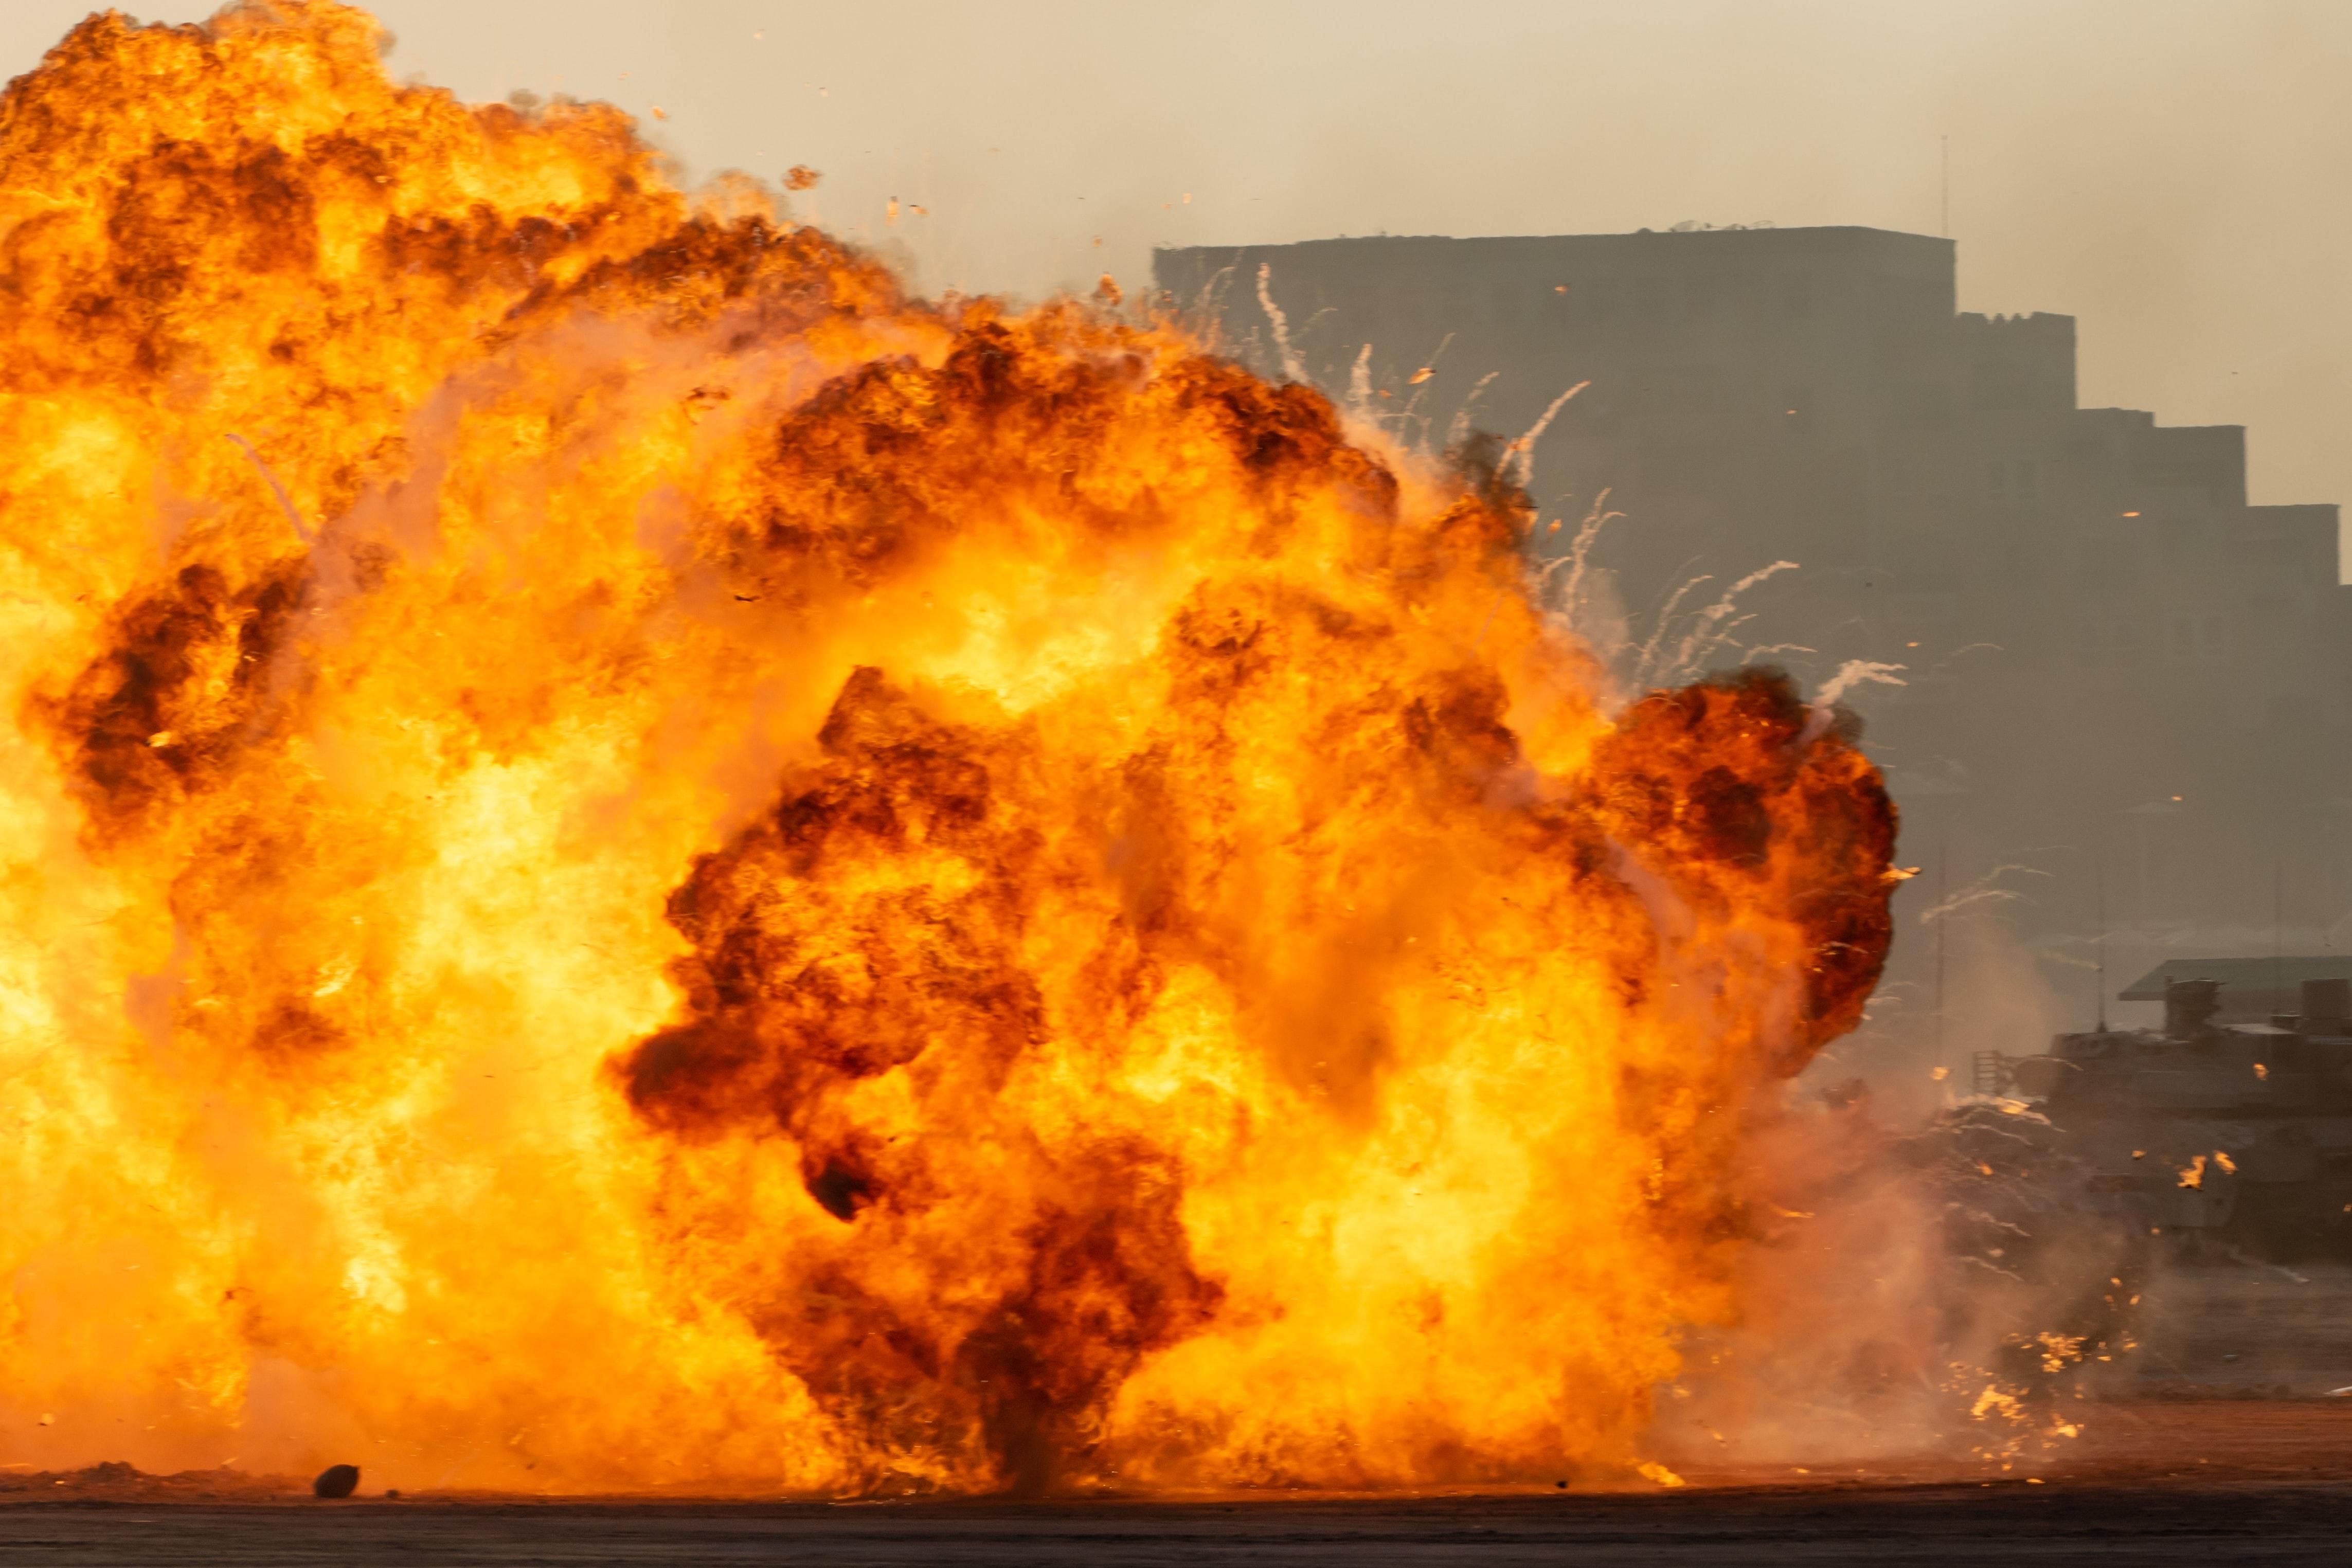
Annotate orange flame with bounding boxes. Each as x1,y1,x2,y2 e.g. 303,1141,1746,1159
0,3,1894,1493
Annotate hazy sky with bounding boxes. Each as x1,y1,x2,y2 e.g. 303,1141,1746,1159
7,1,2350,529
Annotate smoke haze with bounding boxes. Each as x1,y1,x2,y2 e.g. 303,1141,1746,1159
6,1,2346,544
4,0,2320,1489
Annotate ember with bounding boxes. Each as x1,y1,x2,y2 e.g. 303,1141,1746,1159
0,2,1893,1494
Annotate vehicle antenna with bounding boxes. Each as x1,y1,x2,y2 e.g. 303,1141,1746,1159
2095,856,2107,1033
2275,858,2285,1023
1934,840,1947,1066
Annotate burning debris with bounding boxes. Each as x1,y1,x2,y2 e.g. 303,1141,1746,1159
1895,1102,2143,1427
0,2,1895,1493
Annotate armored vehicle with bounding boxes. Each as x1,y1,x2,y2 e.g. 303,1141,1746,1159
1983,976,2352,1258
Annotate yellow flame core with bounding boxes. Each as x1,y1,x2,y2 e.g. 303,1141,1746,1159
0,3,1895,1493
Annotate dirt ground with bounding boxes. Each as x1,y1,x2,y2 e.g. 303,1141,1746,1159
9,1263,2351,1564
2130,1260,2352,1396
5,1402,2351,1566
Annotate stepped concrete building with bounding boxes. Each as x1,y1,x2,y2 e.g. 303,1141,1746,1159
1155,228,2351,994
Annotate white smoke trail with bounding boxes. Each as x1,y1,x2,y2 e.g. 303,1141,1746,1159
1190,264,1240,352
1740,642,1819,665
1347,343,1373,416
1536,486,1622,621
1798,658,1908,747
1629,572,1714,690
1446,370,1501,454
1635,560,1799,690
1502,380,1590,491
1254,263,1306,384
1814,658,1909,710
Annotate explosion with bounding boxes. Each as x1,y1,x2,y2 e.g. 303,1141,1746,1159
0,3,1894,1493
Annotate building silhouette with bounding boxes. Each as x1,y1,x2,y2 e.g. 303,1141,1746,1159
1155,228,2352,1016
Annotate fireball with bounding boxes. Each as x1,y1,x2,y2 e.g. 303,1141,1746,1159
0,2,1892,1493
